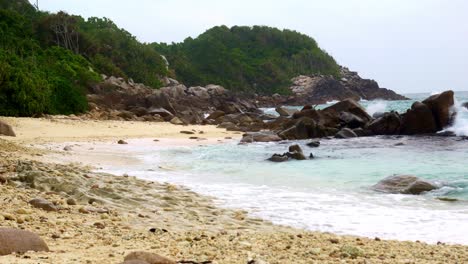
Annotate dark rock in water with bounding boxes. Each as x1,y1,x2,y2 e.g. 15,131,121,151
306,140,320,147
422,90,455,130
339,111,366,129
400,102,437,135
462,102,468,110
124,251,176,264
309,153,315,159
335,128,358,139
394,142,405,146
29,198,58,212
372,112,385,119
322,99,372,123
436,131,456,137
367,112,401,135
268,153,290,162
275,106,295,117
352,127,371,137
288,144,303,153
118,139,128,144
287,144,306,160
0,120,16,137
372,175,438,195
436,197,459,202
240,131,282,143
0,228,49,255
268,144,307,162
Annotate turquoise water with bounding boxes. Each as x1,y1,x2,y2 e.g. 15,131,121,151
98,91,468,245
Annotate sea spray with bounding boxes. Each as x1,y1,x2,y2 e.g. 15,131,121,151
366,101,388,116
443,99,468,136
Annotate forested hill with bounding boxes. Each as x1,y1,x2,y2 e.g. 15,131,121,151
0,0,167,116
153,26,340,94
1,0,341,116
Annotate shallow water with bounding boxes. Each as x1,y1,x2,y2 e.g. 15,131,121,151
98,91,468,245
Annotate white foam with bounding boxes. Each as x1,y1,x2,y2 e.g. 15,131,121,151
326,100,339,104
366,101,387,116
444,99,468,136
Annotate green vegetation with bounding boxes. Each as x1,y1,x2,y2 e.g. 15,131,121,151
0,0,167,116
154,26,340,94
0,1,341,116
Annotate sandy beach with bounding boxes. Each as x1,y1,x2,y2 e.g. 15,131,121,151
1,116,468,264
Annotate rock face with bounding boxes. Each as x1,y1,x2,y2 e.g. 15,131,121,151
335,128,358,139
123,251,176,264
256,67,408,107
372,175,438,195
0,228,49,256
0,120,16,137
367,112,402,135
400,102,437,134
422,90,455,130
85,76,258,126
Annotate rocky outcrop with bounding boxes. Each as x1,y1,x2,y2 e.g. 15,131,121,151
372,175,438,195
367,112,402,135
0,228,49,255
400,102,437,134
0,120,15,137
268,144,307,162
422,90,455,130
256,67,408,107
85,76,258,126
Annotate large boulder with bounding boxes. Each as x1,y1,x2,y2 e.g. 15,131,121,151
278,117,328,140
0,120,16,137
275,106,295,117
462,102,468,110
335,128,358,139
400,102,437,135
372,175,438,195
0,228,49,256
367,112,401,135
339,112,366,129
322,99,372,123
422,90,455,130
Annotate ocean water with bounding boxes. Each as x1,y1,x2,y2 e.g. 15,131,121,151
100,91,468,245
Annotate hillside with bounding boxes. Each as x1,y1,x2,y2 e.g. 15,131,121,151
0,0,167,116
153,25,341,95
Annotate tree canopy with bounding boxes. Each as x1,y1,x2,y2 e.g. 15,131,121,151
154,26,340,94
0,0,168,115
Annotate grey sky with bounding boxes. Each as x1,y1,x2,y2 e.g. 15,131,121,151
33,0,468,93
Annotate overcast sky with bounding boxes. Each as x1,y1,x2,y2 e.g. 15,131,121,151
33,0,468,93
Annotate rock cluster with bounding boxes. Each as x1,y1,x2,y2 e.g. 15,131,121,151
256,67,408,107
372,175,438,195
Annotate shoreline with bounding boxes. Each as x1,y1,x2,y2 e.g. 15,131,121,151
1,117,468,263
